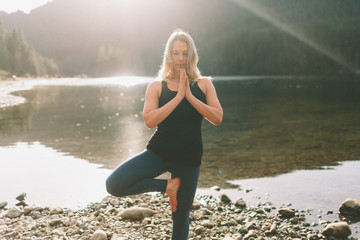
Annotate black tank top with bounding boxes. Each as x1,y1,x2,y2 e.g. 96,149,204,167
146,80,206,166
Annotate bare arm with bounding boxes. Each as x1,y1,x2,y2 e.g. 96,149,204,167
186,77,223,125
142,80,185,129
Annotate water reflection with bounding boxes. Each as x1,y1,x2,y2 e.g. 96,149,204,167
0,142,111,209
200,76,360,187
0,84,152,167
1,76,360,189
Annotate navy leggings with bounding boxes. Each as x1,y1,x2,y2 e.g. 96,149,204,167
105,149,200,240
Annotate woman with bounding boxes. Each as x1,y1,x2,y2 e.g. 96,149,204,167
106,29,223,240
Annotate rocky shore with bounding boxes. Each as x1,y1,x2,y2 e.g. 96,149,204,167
1,193,359,240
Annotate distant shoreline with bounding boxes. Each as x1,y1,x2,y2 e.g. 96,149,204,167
0,78,76,109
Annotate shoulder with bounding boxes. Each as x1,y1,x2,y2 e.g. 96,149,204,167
147,79,163,91
146,79,163,97
197,77,214,95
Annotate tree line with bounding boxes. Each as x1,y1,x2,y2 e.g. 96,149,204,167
0,21,58,79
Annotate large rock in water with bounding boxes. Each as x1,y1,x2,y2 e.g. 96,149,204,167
339,198,360,217
118,207,156,221
322,222,351,238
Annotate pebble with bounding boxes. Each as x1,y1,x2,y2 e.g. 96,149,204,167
5,206,23,218
49,206,63,215
15,193,26,202
210,185,221,191
278,207,296,218
218,193,231,204
119,206,156,221
0,194,358,239
0,201,7,209
90,229,107,240
235,199,246,208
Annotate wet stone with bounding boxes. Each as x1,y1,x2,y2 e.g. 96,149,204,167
0,201,7,209
322,222,352,238
278,208,296,218
339,198,360,217
219,193,232,204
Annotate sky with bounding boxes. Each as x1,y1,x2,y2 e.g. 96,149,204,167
0,0,53,14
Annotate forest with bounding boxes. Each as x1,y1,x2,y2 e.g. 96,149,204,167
0,0,359,77
0,22,59,78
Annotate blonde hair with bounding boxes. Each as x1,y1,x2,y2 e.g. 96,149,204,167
157,29,201,83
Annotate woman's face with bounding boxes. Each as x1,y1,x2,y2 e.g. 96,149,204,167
171,40,188,72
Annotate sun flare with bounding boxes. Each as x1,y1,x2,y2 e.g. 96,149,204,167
231,0,359,75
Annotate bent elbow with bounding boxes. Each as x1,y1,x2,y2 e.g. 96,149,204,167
214,113,223,126
208,115,222,126
143,115,156,129
144,120,155,129
145,122,156,129
213,118,222,126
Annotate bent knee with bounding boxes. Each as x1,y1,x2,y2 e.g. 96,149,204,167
105,176,124,197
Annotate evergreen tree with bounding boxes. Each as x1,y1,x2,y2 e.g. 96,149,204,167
0,22,10,74
0,21,59,77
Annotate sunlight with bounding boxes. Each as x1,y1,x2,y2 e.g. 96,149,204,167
33,76,153,87
0,0,53,14
231,0,359,75
96,76,153,87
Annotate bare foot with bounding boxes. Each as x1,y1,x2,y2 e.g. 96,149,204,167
165,177,181,212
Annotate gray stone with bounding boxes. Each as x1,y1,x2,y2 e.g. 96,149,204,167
245,221,256,230
6,206,24,218
235,199,246,208
278,208,295,218
33,206,44,212
265,223,277,235
110,198,120,206
210,185,221,191
219,193,231,204
29,211,41,219
142,217,151,224
119,207,155,221
322,222,351,238
15,201,28,207
243,230,258,239
0,201,7,209
48,218,64,227
339,198,360,217
23,206,33,215
16,193,27,201
195,226,205,235
50,207,63,214
200,219,215,228
90,229,107,240
192,201,201,210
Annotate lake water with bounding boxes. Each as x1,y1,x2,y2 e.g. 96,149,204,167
0,76,359,236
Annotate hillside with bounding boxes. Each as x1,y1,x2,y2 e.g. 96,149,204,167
0,0,359,77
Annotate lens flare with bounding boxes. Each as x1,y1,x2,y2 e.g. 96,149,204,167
231,0,359,75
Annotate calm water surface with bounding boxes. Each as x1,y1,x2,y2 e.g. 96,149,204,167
0,76,359,235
